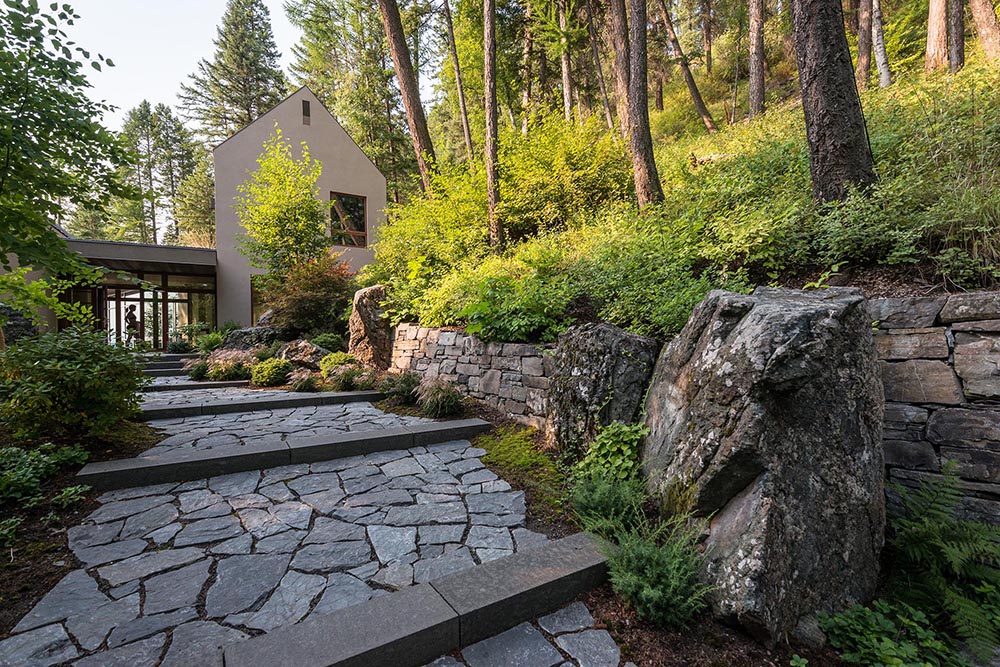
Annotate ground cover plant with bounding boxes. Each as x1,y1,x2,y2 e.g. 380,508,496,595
251,357,293,387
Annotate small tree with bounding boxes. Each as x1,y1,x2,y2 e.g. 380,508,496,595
260,254,356,336
236,125,331,280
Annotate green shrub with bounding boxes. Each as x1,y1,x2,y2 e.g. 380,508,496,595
320,351,357,377
606,514,713,628
414,378,464,418
310,332,344,352
574,422,648,480
0,328,147,439
820,601,971,667
251,358,293,387
253,342,281,362
325,366,368,391
0,517,22,547
195,331,225,353
185,359,209,380
572,474,648,541
258,254,356,337
885,463,1000,658
51,484,90,508
166,339,193,354
379,372,421,406
0,444,89,504
204,349,256,381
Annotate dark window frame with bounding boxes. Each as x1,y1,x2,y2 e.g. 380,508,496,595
329,191,367,248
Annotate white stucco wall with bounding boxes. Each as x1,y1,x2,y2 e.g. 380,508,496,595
213,87,387,327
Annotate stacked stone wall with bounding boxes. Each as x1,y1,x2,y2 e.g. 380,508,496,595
390,324,554,428
873,292,1000,523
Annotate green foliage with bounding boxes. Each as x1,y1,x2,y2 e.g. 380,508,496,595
251,358,293,387
572,474,648,541
0,444,89,504
378,372,421,406
320,352,357,377
310,332,344,352
236,126,331,279
0,329,146,440
196,331,225,353
175,152,217,247
789,656,808,667
478,426,568,520
414,378,464,417
574,422,648,481
253,343,280,361
185,360,209,380
204,349,257,381
0,516,22,547
166,340,194,354
259,254,356,337
0,266,107,337
51,485,91,509
820,601,971,667
289,369,320,392
885,464,1000,658
325,366,377,391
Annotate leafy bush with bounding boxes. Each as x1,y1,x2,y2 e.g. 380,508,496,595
195,331,225,353
379,372,421,406
0,328,147,439
185,359,209,380
820,601,970,667
288,369,319,392
51,484,90,508
572,474,648,541
607,514,713,628
310,332,344,352
885,463,1000,658
258,254,356,337
320,351,357,377
204,349,257,381
0,444,89,503
0,516,22,547
574,422,648,481
166,339,193,353
414,378,464,417
251,358,292,387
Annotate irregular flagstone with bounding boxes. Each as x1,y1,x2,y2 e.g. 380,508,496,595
554,629,621,667
371,561,414,590
0,623,79,667
255,529,306,554
303,518,365,544
107,607,198,648
178,490,225,515
291,541,372,572
381,457,425,478
287,473,342,497
413,547,476,583
99,483,177,503
461,469,499,485
311,573,374,616
210,533,254,555
461,622,563,667
160,621,247,667
209,471,261,497
232,570,326,632
511,528,548,551
86,495,173,524
342,472,389,495
146,522,182,545
419,525,467,545
67,520,123,550
261,463,310,482
270,501,313,529
344,487,413,507
448,458,484,476
174,515,244,547
537,601,594,635
120,503,179,539
73,538,149,567
206,554,291,618
466,526,513,551
98,548,205,587
384,501,467,526
13,570,108,633
143,559,212,615
368,525,417,564
258,482,295,503
73,635,165,667
227,493,272,510
467,491,525,516
298,488,347,513
476,547,513,563
65,593,140,651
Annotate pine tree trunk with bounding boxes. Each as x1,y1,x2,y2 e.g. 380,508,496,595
848,0,860,33
790,0,876,201
625,0,665,206
377,0,436,190
586,0,616,129
703,0,713,73
608,0,632,136
748,0,766,116
657,0,718,132
443,0,474,162
969,0,1000,61
855,0,872,89
559,1,574,121
949,0,966,71
926,0,949,70
655,77,664,110
485,0,502,247
872,0,892,86
521,0,534,134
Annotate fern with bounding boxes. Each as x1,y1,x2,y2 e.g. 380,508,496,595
887,463,1000,659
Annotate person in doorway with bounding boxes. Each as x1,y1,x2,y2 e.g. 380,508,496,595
124,305,139,346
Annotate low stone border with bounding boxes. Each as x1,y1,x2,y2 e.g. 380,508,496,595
143,380,251,393
223,532,607,667
138,390,384,420
76,419,492,491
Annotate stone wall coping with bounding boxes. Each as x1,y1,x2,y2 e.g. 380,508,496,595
138,391,384,420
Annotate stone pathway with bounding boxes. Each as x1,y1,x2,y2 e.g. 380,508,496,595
141,386,304,408
144,400,428,459
0,441,547,667
425,602,631,667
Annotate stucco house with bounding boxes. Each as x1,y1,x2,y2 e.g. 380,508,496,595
12,87,386,349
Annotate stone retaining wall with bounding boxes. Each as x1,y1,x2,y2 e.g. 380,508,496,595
390,324,554,429
873,292,1000,523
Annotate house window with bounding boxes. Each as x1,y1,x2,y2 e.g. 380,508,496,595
330,192,366,247
302,100,311,125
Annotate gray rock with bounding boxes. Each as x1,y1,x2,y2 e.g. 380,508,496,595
954,332,1000,399
312,573,374,615
642,287,885,645
255,529,306,554
419,525,466,545
371,561,414,590
511,528,548,551
422,657,464,667
413,547,476,583
345,487,413,507
146,523,182,545
97,548,205,587
475,547,513,563
298,488,347,513
870,296,945,328
555,629,620,667
209,471,260,497
160,621,247,667
447,458,483,476
67,520,123,550
881,360,963,405
461,469,498,485
178,490,225,515
348,284,393,370
174,515,244,547
368,525,417,564
0,623,78,667
223,326,283,351
940,292,1000,323
107,607,197,648
277,339,329,370
546,322,660,450
291,541,371,572
72,538,149,567
87,495,173,524
467,491,525,516
462,622,563,667
227,493,272,510
304,517,365,544
72,635,165,667
872,328,949,360
235,570,325,632
287,473,342,497
65,594,140,651
385,502,467,526
466,526,513,551
258,482,295,503
205,554,290,617
210,534,253,555
120,503,179,539
143,559,211,615
538,601,594,635
381,457,425,478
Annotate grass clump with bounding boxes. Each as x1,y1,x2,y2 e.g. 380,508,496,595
379,372,421,406
319,352,357,377
414,378,464,417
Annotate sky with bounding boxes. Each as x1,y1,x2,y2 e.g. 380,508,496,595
64,0,302,129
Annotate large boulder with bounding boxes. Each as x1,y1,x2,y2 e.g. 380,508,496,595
223,327,283,351
546,322,660,450
642,287,885,646
277,339,329,371
348,285,392,371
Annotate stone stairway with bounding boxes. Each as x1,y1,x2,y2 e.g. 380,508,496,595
140,353,197,378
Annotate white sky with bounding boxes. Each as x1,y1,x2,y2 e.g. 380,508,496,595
64,0,302,129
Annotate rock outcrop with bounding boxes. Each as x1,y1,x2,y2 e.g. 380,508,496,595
223,327,283,351
642,287,885,645
348,285,392,371
546,323,660,450
277,339,329,371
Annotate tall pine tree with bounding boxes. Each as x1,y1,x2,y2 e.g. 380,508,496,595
179,0,288,143
175,151,216,247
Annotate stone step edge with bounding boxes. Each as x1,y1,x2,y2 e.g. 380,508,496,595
223,532,608,667
75,419,492,491
142,368,188,377
144,361,187,370
142,380,251,393
137,390,385,420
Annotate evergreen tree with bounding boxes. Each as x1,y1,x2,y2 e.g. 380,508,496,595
120,101,160,243
179,0,288,143
153,104,197,242
175,152,217,247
